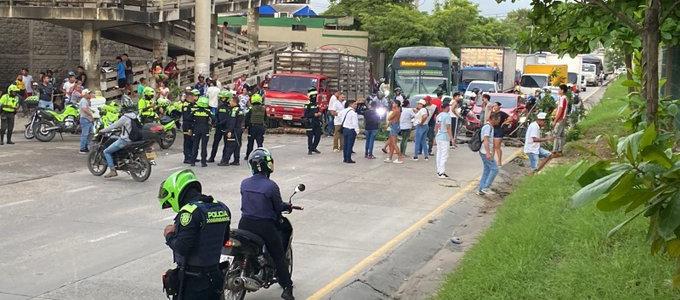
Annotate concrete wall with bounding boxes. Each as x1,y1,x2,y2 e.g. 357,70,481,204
0,19,152,88
257,26,369,57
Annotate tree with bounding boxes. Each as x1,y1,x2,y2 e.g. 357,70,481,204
510,0,680,123
430,0,482,55
324,0,414,27
360,4,439,56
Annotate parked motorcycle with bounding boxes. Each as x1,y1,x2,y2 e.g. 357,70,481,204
86,126,162,182
23,107,42,139
221,184,305,300
156,115,177,150
33,103,81,142
460,99,481,136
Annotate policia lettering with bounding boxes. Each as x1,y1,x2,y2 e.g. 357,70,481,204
160,169,231,300
0,85,21,145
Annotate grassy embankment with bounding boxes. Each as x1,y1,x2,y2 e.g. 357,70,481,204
437,78,676,299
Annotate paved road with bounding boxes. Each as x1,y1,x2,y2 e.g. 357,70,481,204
0,86,601,300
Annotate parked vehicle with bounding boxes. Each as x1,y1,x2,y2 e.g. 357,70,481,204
23,108,42,139
471,93,524,136
458,47,517,92
156,115,177,149
568,72,586,92
87,126,162,182
466,80,499,94
582,63,598,86
519,64,568,95
264,73,330,126
390,46,457,98
33,103,82,142
221,184,305,300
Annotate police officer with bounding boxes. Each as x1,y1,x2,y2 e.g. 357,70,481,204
208,91,232,163
218,97,241,166
159,169,231,300
244,93,266,159
239,148,295,300
189,97,214,167
231,98,245,165
0,85,20,145
303,88,322,155
138,86,158,124
182,90,199,164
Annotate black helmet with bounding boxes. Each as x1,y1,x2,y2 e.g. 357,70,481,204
121,102,136,113
248,148,274,175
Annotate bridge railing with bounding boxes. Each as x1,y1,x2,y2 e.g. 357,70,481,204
0,0,195,12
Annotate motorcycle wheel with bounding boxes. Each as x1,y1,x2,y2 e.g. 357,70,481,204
159,128,176,149
87,148,108,176
35,120,57,142
24,122,35,139
223,260,247,300
285,245,293,275
129,153,152,182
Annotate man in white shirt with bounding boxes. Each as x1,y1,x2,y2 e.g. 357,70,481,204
329,91,345,152
21,68,34,96
341,100,359,163
524,112,553,172
206,81,221,114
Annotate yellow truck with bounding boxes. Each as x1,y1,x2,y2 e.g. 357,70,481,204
519,64,568,95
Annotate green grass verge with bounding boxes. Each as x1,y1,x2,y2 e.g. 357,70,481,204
578,77,629,138
437,79,676,299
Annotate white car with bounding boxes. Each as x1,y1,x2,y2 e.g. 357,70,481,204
465,80,499,94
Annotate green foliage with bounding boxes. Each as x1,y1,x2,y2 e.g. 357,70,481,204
360,4,440,57
437,165,675,299
570,124,680,285
566,124,582,142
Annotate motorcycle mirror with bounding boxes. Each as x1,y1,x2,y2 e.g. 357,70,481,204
295,184,306,193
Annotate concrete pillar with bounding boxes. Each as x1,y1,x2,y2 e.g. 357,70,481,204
211,13,218,61
153,23,169,59
81,22,101,91
194,0,211,81
247,6,259,46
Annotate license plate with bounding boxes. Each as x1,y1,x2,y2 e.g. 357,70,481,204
282,114,293,121
146,152,157,160
220,254,234,264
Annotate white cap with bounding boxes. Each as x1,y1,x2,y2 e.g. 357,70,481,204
537,112,548,120
82,88,93,94
464,91,476,98
418,99,427,105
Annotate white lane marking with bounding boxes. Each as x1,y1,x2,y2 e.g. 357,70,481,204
67,185,95,193
155,216,176,223
0,199,35,209
89,231,128,243
270,145,286,149
165,166,185,171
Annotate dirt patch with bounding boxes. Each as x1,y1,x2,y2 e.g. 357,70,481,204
394,157,533,300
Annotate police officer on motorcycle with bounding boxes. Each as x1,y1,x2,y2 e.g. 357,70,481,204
239,148,295,300
139,87,158,124
0,84,20,145
159,169,231,300
208,91,232,163
303,88,322,155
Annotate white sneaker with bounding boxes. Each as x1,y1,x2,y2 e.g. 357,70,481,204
333,149,340,153
412,157,419,161
393,159,403,164
384,158,392,163
475,190,486,196
481,188,496,195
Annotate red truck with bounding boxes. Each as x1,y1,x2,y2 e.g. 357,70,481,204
264,73,330,125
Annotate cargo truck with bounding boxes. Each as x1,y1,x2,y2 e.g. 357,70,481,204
457,47,517,93
519,64,568,95
265,51,370,126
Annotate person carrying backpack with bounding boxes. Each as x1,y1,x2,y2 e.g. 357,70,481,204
99,103,140,178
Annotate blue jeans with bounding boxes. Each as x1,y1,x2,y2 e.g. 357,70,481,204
364,129,378,156
527,148,551,170
479,152,499,191
414,125,429,158
38,100,53,110
104,138,128,167
80,118,93,151
342,128,356,162
325,114,335,135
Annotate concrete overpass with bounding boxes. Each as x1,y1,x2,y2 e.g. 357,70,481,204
0,0,270,89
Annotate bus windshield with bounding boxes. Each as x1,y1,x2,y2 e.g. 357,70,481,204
461,70,495,83
394,69,449,97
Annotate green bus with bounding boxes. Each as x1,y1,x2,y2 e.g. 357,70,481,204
389,46,457,99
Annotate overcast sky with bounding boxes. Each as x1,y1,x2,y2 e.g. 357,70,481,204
309,0,532,18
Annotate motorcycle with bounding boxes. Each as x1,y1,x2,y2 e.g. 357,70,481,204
221,184,305,300
86,126,162,182
23,106,42,139
459,99,481,136
34,103,81,142
154,115,177,149
94,102,121,134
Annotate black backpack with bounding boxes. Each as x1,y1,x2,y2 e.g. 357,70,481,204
469,127,483,152
125,115,144,141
